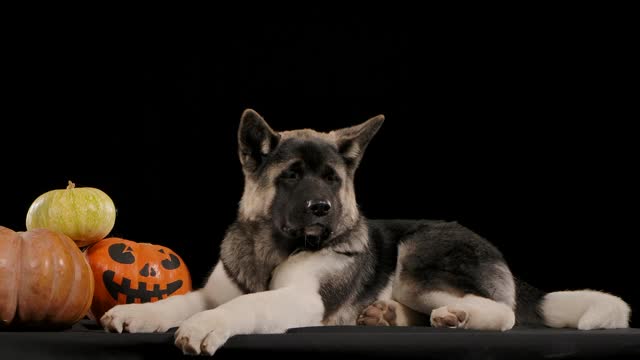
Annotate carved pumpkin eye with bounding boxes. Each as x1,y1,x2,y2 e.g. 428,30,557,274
160,249,181,270
108,243,135,264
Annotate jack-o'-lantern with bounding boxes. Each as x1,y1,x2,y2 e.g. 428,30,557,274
84,237,192,321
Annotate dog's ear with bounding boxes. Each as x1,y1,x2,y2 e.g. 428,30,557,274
332,114,385,168
238,109,280,172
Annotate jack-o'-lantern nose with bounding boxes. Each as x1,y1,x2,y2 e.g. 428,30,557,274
139,263,157,277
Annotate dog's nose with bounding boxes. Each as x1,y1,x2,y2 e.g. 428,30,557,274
306,199,331,217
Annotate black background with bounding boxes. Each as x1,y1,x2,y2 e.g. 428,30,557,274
2,8,638,327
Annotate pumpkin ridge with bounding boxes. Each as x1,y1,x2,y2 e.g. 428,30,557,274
40,232,65,322
14,231,23,326
17,230,44,323
1,228,22,327
17,233,22,317
53,231,82,323
68,189,80,239
70,233,94,323
76,252,95,323
56,231,82,323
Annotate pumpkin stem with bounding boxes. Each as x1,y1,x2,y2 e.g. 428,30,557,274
67,181,76,189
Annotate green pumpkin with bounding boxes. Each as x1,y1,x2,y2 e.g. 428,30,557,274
26,181,116,247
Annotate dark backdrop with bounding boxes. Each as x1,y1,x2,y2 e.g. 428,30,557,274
2,9,637,327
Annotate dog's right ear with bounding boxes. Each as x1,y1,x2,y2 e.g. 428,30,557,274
238,109,280,173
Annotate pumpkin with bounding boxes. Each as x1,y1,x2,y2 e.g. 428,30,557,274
26,181,117,248
84,237,192,321
0,226,95,329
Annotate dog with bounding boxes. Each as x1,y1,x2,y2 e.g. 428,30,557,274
101,109,631,355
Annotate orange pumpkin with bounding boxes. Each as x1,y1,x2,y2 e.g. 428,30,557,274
84,237,192,321
0,226,94,329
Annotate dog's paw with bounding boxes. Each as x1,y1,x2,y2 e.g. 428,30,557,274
357,300,397,326
101,303,173,333
174,310,231,356
430,306,469,328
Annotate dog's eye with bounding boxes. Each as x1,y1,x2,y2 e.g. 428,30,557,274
325,172,340,183
281,170,300,181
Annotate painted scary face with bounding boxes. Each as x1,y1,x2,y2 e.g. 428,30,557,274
103,242,185,303
84,237,192,321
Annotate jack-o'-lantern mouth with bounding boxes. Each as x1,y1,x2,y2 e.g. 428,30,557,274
103,270,183,303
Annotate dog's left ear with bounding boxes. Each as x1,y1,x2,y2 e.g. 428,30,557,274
332,114,385,168
238,109,280,173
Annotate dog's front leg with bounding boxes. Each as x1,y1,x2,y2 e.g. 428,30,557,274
174,286,323,356
174,249,347,356
101,261,243,333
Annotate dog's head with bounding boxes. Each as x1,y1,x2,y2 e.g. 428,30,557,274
236,109,384,249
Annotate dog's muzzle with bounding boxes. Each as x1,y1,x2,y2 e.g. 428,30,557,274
282,223,332,249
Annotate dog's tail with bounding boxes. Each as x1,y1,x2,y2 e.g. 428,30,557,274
514,278,631,329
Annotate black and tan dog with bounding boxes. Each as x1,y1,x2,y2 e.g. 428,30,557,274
101,109,631,355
